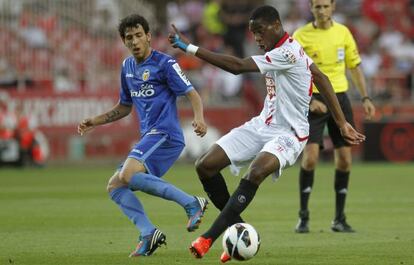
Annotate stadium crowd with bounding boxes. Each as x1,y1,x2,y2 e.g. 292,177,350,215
0,0,413,104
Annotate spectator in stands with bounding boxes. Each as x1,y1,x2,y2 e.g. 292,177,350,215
166,0,191,34
360,43,382,92
0,93,16,140
0,58,19,88
18,6,49,49
91,0,120,38
219,0,258,57
200,45,243,103
14,105,45,166
202,0,226,36
0,92,45,167
0,93,18,166
283,1,306,35
53,68,79,93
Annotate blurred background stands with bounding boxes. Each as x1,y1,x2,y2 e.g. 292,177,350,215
0,0,413,163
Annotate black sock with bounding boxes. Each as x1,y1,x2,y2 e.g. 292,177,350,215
200,173,230,210
202,179,258,242
200,173,244,223
299,168,314,213
334,170,350,220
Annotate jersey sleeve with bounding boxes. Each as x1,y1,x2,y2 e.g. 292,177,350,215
344,28,361,69
164,59,194,96
119,63,133,105
251,47,296,74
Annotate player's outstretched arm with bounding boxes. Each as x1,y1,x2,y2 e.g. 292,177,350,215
185,89,207,137
77,102,132,135
310,64,366,145
168,24,259,75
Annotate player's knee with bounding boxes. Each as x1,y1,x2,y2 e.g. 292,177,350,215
118,171,132,184
106,182,115,193
106,174,123,193
334,147,352,171
246,166,267,185
194,155,204,171
195,155,215,179
301,152,318,170
335,157,352,171
301,159,317,170
301,145,319,170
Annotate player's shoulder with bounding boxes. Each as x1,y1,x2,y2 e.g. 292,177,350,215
151,50,177,67
121,56,135,70
268,43,299,65
122,56,133,65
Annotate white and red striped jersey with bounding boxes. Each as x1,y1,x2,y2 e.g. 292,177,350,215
251,33,313,140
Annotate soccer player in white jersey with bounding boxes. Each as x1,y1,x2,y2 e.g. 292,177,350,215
169,5,365,262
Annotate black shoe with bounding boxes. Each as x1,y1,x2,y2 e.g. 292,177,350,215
331,218,355,233
295,210,309,233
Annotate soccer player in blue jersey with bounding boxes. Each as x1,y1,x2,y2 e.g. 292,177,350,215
77,14,208,257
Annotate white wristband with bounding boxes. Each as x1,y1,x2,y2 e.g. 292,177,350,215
186,44,199,55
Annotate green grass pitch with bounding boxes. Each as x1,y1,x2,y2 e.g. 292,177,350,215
1,162,413,265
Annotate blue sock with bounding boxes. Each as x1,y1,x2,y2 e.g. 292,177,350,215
109,187,155,237
128,172,194,207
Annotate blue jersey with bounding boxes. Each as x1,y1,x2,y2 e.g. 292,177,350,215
119,50,194,144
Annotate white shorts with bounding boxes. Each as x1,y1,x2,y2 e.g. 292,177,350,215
216,117,307,179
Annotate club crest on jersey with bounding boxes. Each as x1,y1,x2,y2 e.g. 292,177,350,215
142,69,150,81
280,47,296,64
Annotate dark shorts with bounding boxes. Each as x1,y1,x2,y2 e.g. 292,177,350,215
120,133,184,177
308,92,355,149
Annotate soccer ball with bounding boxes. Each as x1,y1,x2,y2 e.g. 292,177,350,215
222,223,260,261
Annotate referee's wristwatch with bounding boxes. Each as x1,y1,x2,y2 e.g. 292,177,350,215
361,96,372,103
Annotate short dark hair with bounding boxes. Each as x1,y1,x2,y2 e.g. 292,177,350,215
118,14,149,39
250,5,281,24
